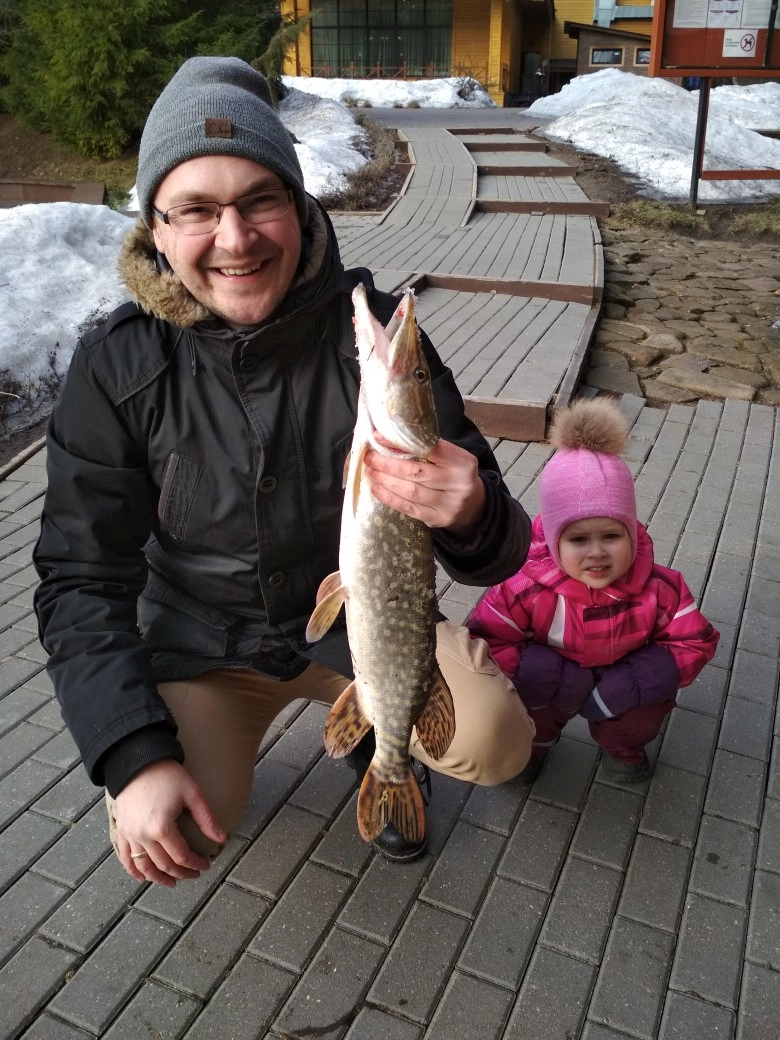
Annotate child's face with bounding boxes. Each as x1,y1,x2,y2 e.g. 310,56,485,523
558,517,633,589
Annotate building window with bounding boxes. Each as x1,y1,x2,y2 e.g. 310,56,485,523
590,48,623,66
635,48,651,64
311,0,452,78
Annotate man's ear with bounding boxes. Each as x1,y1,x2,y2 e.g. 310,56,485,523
151,219,166,254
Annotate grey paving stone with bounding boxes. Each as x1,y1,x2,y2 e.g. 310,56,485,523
287,751,356,818
690,815,757,908
17,637,47,661
538,857,623,965
702,554,751,622
419,820,504,917
0,870,69,968
0,602,30,631
0,687,49,740
457,875,547,988
737,607,780,659
657,707,719,775
0,759,62,830
705,750,767,828
101,979,201,1039
154,883,270,1000
343,1007,422,1040
618,834,692,934
745,869,780,970
459,775,529,835
0,810,63,892
32,799,111,888
310,792,375,878
27,698,65,732
39,854,140,954
736,961,780,1040
183,952,294,1040
529,736,599,811
229,806,326,901
756,796,779,872
0,936,79,1040
48,909,179,1033
233,757,303,841
367,903,470,1024
658,991,735,1040
0,720,54,778
31,729,79,771
17,1013,94,1038
502,946,596,1040
250,862,352,972
710,620,737,670
669,894,747,1009
727,648,780,707
423,970,513,1040
276,927,385,1037
337,851,430,945
718,695,774,762
641,764,707,848
581,1024,639,1040
423,771,472,856
21,670,54,696
0,625,39,661
32,765,101,824
264,701,328,772
498,800,578,891
0,654,42,698
676,663,729,717
590,916,676,1039
569,783,643,870
137,835,248,927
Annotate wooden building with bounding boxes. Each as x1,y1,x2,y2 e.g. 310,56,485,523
281,0,654,105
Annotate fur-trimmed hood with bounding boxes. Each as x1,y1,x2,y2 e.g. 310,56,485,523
117,195,339,329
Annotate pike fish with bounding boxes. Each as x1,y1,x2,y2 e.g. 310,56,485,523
305,284,455,845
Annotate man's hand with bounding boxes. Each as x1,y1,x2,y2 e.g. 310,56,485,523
364,436,486,536
112,760,227,888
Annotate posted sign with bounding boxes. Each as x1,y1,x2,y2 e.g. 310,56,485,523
649,0,779,74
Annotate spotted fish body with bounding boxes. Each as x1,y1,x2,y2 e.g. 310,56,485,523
305,285,455,845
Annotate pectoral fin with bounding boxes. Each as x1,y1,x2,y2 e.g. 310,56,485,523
414,668,456,760
305,572,346,643
323,680,373,757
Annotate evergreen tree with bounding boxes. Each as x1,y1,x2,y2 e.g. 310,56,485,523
1,0,280,159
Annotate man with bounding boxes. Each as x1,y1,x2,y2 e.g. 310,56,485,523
33,57,533,889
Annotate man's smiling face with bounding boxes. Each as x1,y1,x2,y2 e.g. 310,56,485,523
152,154,302,328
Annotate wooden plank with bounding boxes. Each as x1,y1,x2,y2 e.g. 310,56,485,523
475,199,610,217
477,164,579,176
463,397,548,442
422,272,594,305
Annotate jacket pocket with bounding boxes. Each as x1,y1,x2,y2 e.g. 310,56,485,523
159,451,202,541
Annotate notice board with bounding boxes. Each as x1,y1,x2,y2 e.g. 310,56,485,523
650,0,780,76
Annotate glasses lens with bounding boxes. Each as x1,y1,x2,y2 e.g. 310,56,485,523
167,202,220,235
240,189,291,225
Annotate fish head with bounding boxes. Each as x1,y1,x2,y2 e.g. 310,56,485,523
352,284,439,458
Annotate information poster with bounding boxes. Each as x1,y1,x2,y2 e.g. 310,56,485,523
673,0,772,27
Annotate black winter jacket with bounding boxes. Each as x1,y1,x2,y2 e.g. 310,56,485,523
33,198,531,796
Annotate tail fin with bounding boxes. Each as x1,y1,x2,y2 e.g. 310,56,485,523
357,762,426,844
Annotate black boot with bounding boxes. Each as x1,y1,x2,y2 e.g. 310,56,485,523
344,730,429,863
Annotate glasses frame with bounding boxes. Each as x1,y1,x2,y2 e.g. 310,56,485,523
152,187,294,235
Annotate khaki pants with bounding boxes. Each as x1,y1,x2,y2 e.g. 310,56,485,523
107,621,533,858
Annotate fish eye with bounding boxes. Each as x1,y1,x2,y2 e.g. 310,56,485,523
413,367,428,383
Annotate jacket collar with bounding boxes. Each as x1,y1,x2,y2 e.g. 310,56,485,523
117,196,342,330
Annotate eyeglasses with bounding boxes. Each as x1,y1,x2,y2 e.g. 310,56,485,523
152,187,293,235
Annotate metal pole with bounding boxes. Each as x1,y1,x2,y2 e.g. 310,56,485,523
764,0,778,66
689,77,711,209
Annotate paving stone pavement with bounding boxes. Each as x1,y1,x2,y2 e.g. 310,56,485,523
1,120,779,1038
0,394,778,1039
584,229,780,409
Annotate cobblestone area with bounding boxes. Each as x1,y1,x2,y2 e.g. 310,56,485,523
584,228,780,407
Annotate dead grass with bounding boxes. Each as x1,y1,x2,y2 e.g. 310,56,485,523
728,196,780,236
317,114,403,212
605,200,710,235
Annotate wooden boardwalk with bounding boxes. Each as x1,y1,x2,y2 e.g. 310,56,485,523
332,126,606,440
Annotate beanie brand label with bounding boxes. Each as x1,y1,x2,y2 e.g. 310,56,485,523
204,118,233,139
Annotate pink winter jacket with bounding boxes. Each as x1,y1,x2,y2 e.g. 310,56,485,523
468,516,719,689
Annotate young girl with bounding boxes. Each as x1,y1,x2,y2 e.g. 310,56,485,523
467,397,719,784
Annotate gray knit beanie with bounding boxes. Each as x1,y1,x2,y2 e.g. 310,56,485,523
136,56,307,229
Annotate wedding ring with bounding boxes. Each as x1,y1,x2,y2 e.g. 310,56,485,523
130,851,149,860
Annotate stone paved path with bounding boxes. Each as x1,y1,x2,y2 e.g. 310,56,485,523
0,124,779,1040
